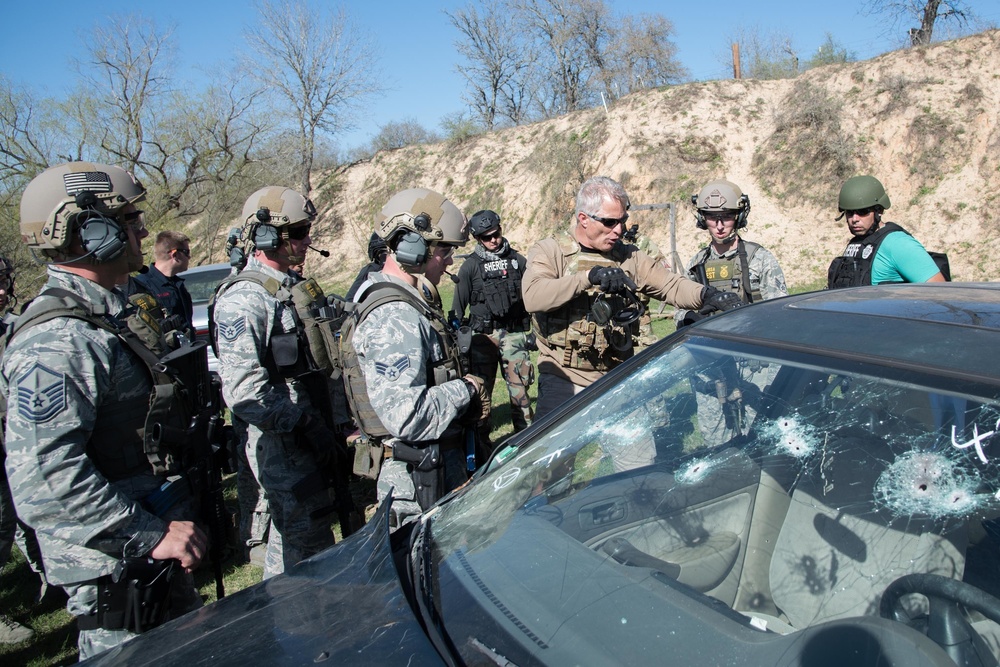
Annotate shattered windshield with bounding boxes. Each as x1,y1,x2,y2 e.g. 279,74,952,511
427,334,1000,664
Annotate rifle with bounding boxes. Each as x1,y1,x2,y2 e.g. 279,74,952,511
150,342,234,599
297,371,365,539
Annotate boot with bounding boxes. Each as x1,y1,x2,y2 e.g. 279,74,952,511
0,615,34,644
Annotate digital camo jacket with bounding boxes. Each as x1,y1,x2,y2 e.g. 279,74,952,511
0,267,169,585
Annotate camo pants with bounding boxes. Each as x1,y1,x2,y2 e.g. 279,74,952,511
469,329,535,447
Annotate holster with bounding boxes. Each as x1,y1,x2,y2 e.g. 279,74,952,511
79,558,177,634
393,443,443,510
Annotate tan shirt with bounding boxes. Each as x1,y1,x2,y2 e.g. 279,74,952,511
523,229,704,387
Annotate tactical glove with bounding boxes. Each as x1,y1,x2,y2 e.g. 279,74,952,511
700,286,744,315
461,374,492,425
295,413,349,466
587,266,638,294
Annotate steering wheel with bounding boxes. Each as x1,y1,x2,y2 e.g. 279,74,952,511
880,573,1000,667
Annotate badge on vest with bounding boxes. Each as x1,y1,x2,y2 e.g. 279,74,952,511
862,246,874,259
375,356,409,381
15,362,66,423
218,317,247,341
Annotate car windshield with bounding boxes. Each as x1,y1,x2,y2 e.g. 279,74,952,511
425,332,1000,664
183,266,230,303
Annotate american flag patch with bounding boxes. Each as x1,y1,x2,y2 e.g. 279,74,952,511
63,171,112,195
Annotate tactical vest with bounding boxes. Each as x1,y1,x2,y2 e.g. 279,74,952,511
209,270,346,380
691,240,762,304
341,281,464,440
468,251,529,333
827,222,903,289
0,288,203,481
532,237,636,372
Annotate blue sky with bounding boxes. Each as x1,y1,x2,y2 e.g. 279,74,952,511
5,1,995,152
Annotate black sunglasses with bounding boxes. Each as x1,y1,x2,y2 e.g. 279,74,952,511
174,247,191,257
586,211,629,228
286,224,312,240
843,207,876,218
479,229,502,241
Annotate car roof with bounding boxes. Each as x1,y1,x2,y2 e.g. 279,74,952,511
693,283,1000,383
179,262,231,277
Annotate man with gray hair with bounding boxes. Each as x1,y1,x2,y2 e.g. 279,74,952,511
522,176,742,419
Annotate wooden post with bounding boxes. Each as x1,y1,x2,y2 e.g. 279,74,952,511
732,43,741,79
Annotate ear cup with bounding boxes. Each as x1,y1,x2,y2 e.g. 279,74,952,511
254,223,281,251
695,212,707,230
77,211,128,262
736,194,750,229
393,230,428,266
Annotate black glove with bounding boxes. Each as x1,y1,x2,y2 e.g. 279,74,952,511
677,311,705,328
700,286,744,314
588,266,638,294
461,375,491,425
295,413,349,466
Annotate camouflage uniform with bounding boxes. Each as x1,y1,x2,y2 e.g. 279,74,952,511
452,241,534,443
0,267,201,659
213,258,335,578
676,238,787,446
352,274,471,527
673,238,787,324
233,415,271,562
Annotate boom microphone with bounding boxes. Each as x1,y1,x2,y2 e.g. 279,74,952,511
445,269,460,284
308,245,331,257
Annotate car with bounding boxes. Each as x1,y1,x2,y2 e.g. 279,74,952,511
86,283,1000,666
180,262,231,374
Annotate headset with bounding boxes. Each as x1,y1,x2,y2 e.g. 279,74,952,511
251,208,282,252
693,193,751,231
74,192,129,263
389,213,432,267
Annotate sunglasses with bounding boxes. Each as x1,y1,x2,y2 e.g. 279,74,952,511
479,229,502,241
174,247,191,258
119,210,146,232
433,244,456,259
586,211,629,228
286,224,312,240
843,207,876,218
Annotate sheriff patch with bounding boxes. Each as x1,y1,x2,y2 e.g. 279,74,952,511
218,317,247,341
375,356,410,381
15,362,66,423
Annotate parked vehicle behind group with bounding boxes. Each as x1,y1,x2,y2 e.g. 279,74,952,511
180,262,231,374
87,283,1000,667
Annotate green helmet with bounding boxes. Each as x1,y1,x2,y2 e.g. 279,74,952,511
838,175,891,212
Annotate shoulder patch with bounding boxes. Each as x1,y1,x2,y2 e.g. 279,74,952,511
375,356,410,381
218,317,247,342
15,362,66,423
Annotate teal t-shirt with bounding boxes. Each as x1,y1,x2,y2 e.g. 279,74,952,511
872,231,940,284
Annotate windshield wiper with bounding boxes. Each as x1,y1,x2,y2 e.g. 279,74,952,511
409,518,461,666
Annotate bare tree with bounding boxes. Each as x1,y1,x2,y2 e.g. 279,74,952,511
727,25,800,80
369,119,436,154
447,0,537,129
77,14,175,175
243,0,382,196
609,14,688,96
862,0,975,46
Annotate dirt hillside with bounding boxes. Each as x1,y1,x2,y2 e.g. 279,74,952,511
302,29,1000,290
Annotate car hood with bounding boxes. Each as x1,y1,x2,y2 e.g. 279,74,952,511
83,502,440,666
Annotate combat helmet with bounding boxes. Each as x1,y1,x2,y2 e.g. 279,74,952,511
692,179,750,231
469,210,501,239
375,188,468,266
19,161,146,260
838,175,891,215
241,186,316,256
